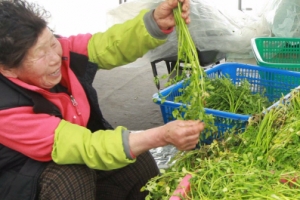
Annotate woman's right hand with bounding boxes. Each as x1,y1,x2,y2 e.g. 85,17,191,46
129,120,205,157
161,120,205,151
153,0,190,30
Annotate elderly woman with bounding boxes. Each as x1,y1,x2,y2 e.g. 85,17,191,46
0,0,204,199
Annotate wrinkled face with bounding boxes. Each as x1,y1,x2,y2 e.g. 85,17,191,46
7,28,63,89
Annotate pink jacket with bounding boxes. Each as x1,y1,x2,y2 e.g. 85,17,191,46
0,34,93,161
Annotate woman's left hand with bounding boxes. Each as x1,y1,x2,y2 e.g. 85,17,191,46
153,0,190,30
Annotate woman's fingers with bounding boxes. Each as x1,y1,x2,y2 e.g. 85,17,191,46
153,0,190,29
163,120,205,150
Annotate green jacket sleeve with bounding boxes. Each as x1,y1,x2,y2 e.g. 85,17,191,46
51,120,135,170
87,9,167,69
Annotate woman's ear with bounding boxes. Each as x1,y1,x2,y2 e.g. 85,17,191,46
0,65,18,78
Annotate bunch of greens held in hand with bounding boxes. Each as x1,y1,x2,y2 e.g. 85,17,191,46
143,88,300,199
167,1,216,134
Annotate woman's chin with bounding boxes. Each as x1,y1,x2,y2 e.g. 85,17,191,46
44,75,62,89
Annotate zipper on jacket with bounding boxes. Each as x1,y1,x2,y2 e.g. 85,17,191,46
70,95,82,116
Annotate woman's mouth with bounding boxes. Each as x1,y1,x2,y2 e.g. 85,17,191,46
50,68,61,77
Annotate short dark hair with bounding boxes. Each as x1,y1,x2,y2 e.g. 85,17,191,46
0,0,50,68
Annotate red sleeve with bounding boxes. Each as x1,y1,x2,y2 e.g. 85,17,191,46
58,33,93,56
0,107,61,161
161,27,174,34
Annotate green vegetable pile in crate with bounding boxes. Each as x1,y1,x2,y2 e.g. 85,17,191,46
204,75,271,115
153,62,300,144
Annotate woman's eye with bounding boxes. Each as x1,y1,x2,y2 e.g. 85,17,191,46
38,55,46,60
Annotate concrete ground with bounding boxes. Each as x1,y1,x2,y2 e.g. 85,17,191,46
93,58,168,131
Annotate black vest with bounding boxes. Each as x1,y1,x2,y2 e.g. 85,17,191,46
0,52,113,200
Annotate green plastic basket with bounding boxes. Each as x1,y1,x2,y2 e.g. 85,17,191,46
251,37,300,71
251,37,300,85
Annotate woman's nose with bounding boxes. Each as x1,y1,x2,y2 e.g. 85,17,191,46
48,50,61,66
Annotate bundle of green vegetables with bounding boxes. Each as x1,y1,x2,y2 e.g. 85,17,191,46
167,0,215,133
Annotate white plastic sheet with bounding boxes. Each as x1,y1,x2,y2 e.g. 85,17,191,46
106,0,272,62
263,0,300,37
188,0,270,54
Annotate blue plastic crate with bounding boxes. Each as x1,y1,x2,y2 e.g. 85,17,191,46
153,62,300,144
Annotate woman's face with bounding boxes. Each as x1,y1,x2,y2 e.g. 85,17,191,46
10,28,63,89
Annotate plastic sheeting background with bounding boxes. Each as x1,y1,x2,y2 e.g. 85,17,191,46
263,0,300,38
106,0,297,62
